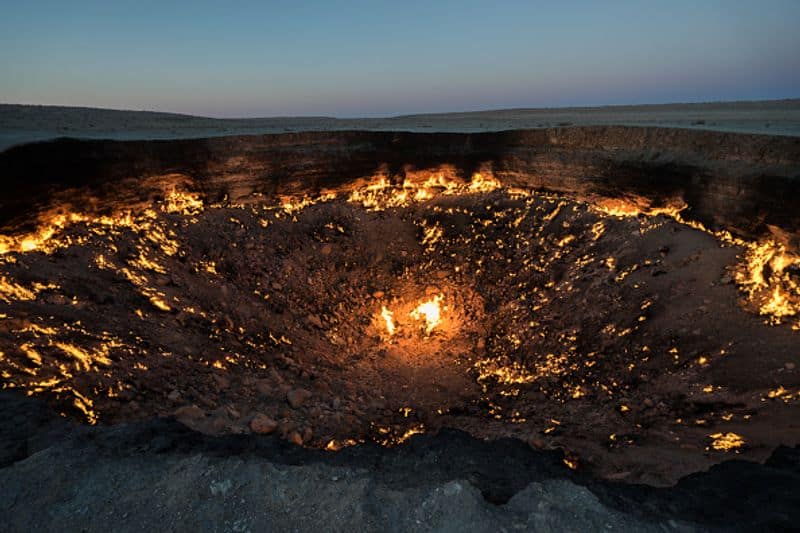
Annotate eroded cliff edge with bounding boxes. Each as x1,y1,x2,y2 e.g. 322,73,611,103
1,127,799,249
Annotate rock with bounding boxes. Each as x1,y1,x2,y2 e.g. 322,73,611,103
211,374,231,389
306,314,323,329
289,431,304,446
118,387,137,402
313,380,330,394
212,374,230,390
372,290,384,298
167,390,181,402
786,362,796,370
255,379,272,397
302,427,314,443
529,438,546,449
210,416,228,433
271,281,283,290
320,244,333,256
287,388,312,409
269,367,284,384
643,398,654,408
174,404,205,423
720,272,735,284
249,414,278,435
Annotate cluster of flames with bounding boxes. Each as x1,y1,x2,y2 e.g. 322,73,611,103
380,294,444,337
6,174,795,330
0,189,209,422
345,167,502,211
0,189,203,256
270,166,502,215
0,170,798,445
708,432,746,452
594,197,800,329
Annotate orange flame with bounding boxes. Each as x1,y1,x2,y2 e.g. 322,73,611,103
381,305,396,336
410,294,444,334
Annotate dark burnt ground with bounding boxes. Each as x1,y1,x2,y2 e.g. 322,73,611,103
1,390,799,531
0,188,798,485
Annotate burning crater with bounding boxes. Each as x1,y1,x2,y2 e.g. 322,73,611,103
1,130,800,485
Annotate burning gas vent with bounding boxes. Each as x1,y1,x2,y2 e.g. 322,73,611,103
1,167,798,484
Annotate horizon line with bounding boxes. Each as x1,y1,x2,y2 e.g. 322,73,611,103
2,97,799,121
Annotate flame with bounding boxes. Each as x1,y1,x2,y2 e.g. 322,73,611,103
54,342,112,371
468,172,502,192
346,167,501,211
594,197,687,219
708,432,745,451
410,294,443,334
325,438,358,451
0,276,36,303
381,305,396,336
374,423,426,445
163,189,204,215
592,196,800,327
562,456,579,470
475,360,536,385
420,221,443,250
734,241,799,323
0,212,88,255
0,186,198,257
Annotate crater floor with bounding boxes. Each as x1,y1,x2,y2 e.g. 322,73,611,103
1,178,798,485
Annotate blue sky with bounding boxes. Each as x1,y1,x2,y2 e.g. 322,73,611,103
1,0,799,117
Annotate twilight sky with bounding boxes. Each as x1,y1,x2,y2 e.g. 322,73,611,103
1,0,799,117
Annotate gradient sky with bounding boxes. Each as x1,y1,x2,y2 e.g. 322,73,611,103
1,0,799,117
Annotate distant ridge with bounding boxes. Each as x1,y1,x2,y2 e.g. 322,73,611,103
2,98,799,121
2,98,799,151
393,98,800,119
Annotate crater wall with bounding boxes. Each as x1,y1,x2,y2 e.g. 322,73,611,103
1,127,799,247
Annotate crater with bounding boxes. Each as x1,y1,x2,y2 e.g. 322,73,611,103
1,129,799,487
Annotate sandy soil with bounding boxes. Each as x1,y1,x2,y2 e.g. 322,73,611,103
2,99,799,151
1,183,798,486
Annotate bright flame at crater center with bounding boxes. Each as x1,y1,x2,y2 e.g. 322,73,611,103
410,294,444,334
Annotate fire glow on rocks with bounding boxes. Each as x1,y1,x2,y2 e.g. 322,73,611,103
0,168,798,484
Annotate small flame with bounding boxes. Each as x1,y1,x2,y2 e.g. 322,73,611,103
381,305,396,336
410,294,443,334
708,432,745,451
163,189,204,215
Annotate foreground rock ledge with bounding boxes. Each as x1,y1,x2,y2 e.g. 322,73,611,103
1,392,798,532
